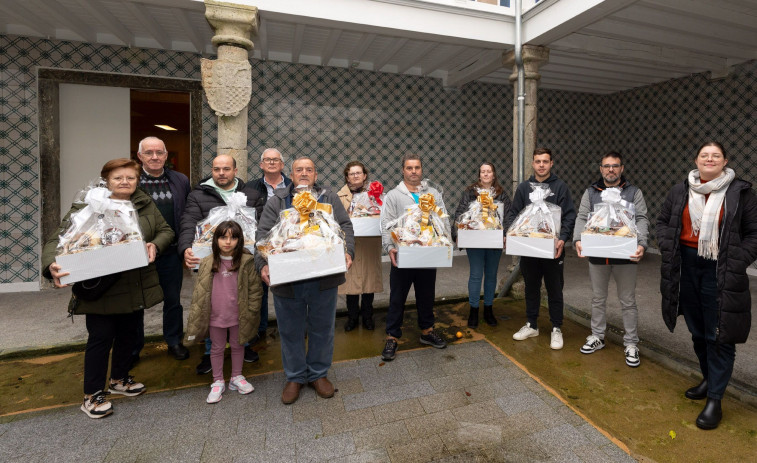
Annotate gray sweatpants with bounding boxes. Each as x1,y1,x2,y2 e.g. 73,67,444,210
588,263,639,346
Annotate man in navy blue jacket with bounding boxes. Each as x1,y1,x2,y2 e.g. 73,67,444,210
504,148,576,351
136,136,191,361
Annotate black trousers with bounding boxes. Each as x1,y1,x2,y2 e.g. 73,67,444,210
520,254,565,329
84,311,142,395
346,293,375,321
385,267,436,338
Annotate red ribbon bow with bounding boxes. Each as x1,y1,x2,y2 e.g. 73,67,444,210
367,181,384,206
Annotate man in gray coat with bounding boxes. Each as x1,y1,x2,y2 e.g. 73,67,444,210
255,156,354,405
573,151,649,367
379,153,448,362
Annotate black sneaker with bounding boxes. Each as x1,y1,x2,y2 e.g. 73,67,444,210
420,330,447,349
196,354,212,375
381,338,398,361
244,346,260,363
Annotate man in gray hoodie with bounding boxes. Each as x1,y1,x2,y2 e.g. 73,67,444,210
379,153,448,361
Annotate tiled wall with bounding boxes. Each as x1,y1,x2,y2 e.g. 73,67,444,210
0,35,512,286
1,33,754,286
540,59,756,248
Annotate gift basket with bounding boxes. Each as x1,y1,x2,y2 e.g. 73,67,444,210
256,188,347,285
191,192,257,265
386,181,453,267
456,188,504,249
580,187,638,259
506,183,561,258
350,181,384,236
56,183,148,284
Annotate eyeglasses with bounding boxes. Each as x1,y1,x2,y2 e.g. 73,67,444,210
142,150,166,157
261,158,282,164
601,164,621,170
348,172,364,177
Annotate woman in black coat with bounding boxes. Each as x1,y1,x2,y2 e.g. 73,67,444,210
657,141,757,430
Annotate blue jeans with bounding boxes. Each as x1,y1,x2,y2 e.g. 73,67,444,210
679,245,736,400
466,248,502,307
273,281,338,383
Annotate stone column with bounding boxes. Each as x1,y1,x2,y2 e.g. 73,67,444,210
202,0,258,180
502,45,549,193
500,45,549,299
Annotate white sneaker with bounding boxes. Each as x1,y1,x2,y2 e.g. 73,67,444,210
625,345,640,368
550,328,563,350
108,376,145,397
229,375,254,394
580,335,605,354
207,380,225,404
81,390,113,419
513,323,539,341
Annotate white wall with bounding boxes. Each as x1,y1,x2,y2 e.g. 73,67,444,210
59,84,130,218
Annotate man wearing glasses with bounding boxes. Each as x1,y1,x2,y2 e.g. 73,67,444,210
248,149,293,346
573,151,649,367
136,137,191,363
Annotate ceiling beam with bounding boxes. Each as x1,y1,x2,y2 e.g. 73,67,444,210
550,34,728,74
349,33,377,63
524,0,638,45
0,3,55,37
421,45,466,76
639,0,757,32
546,51,684,80
30,0,97,43
539,77,624,93
542,68,655,88
321,29,342,66
174,7,204,54
292,23,306,63
396,41,438,74
445,49,503,88
373,37,409,71
75,0,133,45
123,1,171,49
584,19,756,60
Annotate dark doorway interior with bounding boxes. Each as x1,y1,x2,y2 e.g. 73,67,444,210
130,90,191,179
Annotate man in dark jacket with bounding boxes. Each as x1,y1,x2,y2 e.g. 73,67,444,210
136,137,192,361
247,148,293,344
178,154,264,373
255,156,355,405
504,148,576,350
573,151,649,367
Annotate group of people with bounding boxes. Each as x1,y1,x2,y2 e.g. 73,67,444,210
41,139,756,431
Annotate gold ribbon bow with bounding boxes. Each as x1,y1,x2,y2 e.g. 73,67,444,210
477,191,496,224
418,193,444,232
292,191,332,232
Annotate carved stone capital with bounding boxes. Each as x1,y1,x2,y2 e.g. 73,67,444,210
503,45,550,82
204,0,258,50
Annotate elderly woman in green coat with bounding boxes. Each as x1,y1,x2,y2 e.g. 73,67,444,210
42,158,174,419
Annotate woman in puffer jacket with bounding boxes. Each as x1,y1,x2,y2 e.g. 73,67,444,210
657,141,757,430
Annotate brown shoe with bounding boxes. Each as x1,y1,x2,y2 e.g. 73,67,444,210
308,377,335,399
281,381,303,405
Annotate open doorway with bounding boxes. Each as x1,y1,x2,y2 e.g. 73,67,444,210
130,90,191,179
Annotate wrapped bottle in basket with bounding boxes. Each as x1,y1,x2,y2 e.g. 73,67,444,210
506,183,561,259
456,187,504,249
191,192,257,268
580,187,638,259
55,185,148,284
350,181,384,237
256,188,347,285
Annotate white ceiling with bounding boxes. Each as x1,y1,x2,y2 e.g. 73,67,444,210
0,0,755,94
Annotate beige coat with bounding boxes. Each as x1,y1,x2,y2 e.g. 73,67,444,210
337,184,384,295
185,253,262,345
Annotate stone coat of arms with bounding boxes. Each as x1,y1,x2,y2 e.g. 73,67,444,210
201,58,252,117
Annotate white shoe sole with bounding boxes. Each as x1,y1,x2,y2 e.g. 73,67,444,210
580,344,604,354
513,331,539,341
81,404,113,419
229,384,254,394
108,388,145,397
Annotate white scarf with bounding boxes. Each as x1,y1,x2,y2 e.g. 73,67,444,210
687,167,735,260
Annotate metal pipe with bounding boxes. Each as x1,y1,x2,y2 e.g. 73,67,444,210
500,0,524,298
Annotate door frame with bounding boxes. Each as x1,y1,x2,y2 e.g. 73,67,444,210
37,68,203,245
